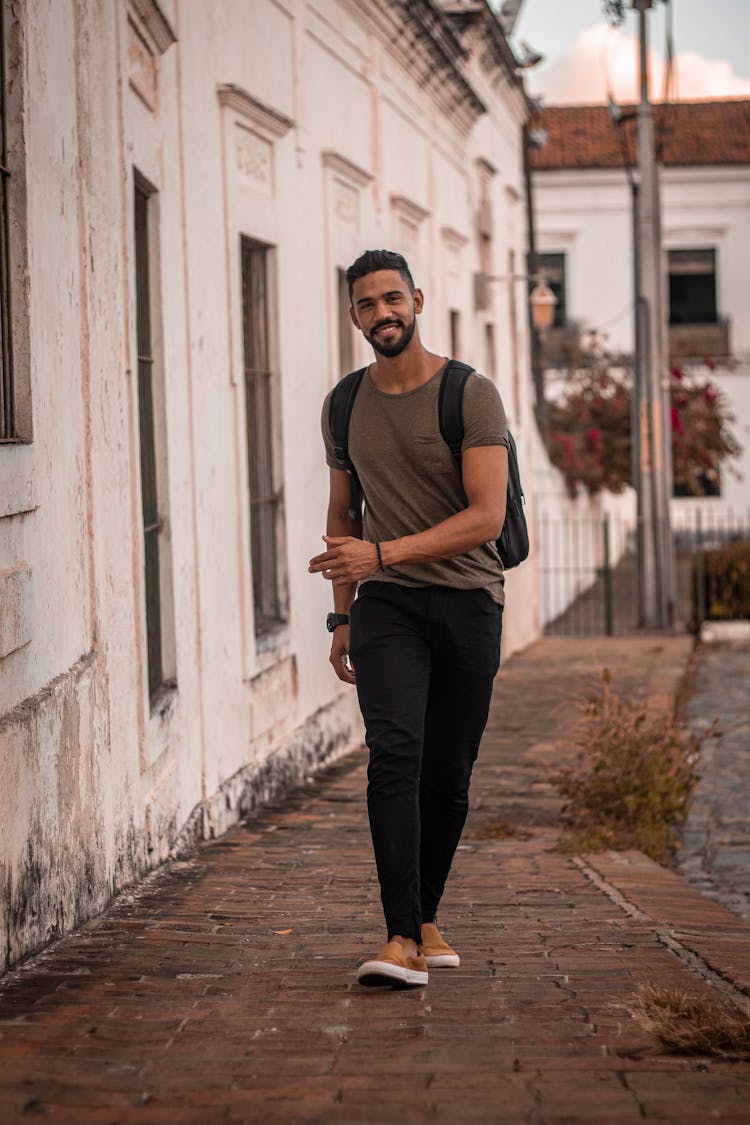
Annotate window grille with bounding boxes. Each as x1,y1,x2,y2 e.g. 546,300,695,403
337,267,354,376
241,237,287,635
134,177,163,698
449,309,461,359
0,2,14,440
668,248,717,325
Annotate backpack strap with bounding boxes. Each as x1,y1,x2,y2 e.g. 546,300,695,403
438,359,475,459
329,366,367,519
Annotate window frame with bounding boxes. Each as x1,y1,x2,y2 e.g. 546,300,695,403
240,235,289,639
0,0,31,444
668,247,718,326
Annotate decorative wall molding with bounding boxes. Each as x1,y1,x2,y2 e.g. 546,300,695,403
218,84,294,140
0,563,32,660
127,17,158,112
234,124,273,195
390,194,429,225
128,0,177,55
441,225,469,252
322,151,373,189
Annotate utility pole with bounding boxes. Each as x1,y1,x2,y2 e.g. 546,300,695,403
633,0,674,627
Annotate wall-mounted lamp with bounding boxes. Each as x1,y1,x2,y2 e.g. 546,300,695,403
487,274,558,332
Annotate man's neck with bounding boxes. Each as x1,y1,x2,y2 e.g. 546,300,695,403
369,343,445,395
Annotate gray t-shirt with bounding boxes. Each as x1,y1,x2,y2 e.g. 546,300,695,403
322,363,509,602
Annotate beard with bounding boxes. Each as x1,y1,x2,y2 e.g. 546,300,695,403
366,316,416,358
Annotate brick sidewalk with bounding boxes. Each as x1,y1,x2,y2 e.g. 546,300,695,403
1,636,749,1123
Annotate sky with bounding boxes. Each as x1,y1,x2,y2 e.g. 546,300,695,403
505,0,750,104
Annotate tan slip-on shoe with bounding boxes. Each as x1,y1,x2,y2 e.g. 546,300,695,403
356,940,429,988
420,922,460,968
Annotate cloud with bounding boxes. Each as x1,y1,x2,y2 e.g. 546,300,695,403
524,24,750,104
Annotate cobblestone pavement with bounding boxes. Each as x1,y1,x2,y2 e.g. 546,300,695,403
678,639,750,924
1,636,749,1124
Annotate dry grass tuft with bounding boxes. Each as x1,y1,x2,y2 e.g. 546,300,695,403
621,982,750,1059
552,669,701,863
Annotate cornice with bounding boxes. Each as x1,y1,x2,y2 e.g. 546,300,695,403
322,151,374,188
128,0,176,54
378,0,486,134
441,225,470,250
440,1,523,93
390,195,430,223
217,85,294,139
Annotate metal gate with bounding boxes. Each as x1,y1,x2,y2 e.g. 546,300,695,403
537,509,749,637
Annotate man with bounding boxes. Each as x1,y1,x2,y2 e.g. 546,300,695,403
309,249,508,988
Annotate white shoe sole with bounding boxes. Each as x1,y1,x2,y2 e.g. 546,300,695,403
356,959,428,988
423,953,460,968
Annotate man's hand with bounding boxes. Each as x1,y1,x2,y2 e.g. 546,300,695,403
308,536,379,585
329,624,356,685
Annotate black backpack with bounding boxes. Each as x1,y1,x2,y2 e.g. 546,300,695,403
329,359,530,570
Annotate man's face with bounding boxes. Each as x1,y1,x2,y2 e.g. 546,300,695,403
350,270,422,358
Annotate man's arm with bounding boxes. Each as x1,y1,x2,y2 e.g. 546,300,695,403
324,468,372,683
309,444,508,586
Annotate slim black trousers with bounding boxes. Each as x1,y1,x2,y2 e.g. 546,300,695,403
349,582,503,943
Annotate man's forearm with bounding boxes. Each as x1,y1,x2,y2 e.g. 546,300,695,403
380,502,504,569
328,505,362,612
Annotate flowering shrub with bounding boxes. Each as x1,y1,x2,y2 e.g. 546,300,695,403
546,359,740,498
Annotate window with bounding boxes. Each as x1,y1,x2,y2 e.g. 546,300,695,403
0,3,12,439
133,176,166,699
449,309,461,359
337,267,354,376
484,323,496,379
669,249,717,325
537,252,566,328
240,237,288,636
0,2,29,443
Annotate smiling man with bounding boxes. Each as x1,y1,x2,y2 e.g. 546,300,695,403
309,249,509,988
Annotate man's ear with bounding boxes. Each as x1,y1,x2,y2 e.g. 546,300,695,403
349,305,360,329
413,288,424,314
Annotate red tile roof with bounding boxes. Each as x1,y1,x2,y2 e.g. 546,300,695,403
529,100,750,170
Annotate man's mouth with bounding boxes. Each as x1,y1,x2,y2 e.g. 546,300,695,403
374,321,401,337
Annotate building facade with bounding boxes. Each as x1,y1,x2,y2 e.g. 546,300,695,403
530,100,750,526
0,0,538,972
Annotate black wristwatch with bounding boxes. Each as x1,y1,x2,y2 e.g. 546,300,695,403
326,612,350,632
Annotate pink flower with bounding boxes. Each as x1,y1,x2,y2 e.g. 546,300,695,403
704,387,717,403
671,366,684,381
671,407,683,433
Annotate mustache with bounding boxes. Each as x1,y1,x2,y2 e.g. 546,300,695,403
371,318,404,333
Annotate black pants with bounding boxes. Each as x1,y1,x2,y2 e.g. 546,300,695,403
349,582,503,942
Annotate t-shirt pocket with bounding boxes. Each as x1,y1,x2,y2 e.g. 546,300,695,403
413,435,455,475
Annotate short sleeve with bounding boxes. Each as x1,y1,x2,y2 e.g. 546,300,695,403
321,391,349,471
461,372,508,453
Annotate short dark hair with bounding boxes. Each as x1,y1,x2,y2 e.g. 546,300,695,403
346,249,415,302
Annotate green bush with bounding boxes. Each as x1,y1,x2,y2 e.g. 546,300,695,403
553,670,699,864
693,540,750,622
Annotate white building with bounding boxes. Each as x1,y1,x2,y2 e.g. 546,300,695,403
530,99,750,529
0,0,539,972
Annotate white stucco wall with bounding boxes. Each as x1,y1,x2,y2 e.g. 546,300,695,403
0,0,539,972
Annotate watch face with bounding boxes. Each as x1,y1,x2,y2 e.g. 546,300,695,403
327,613,348,632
